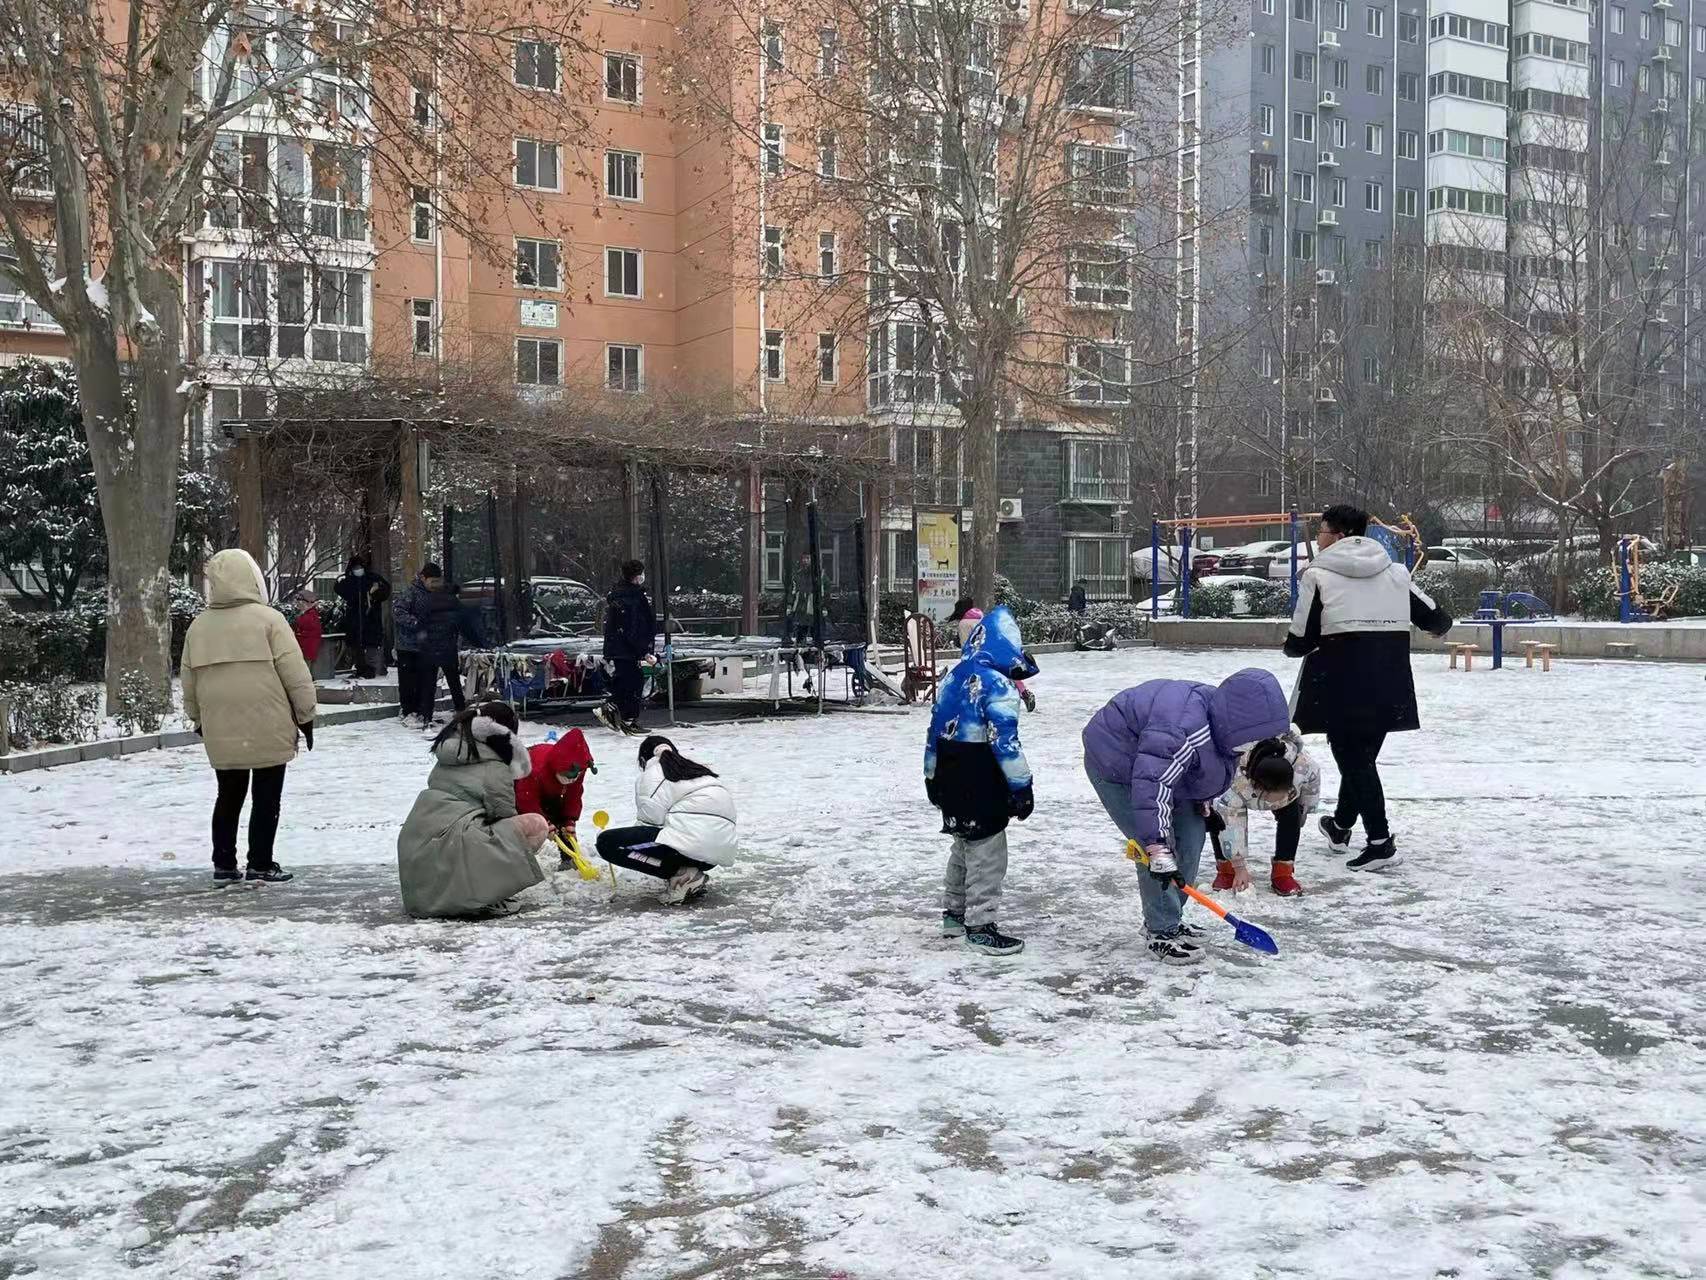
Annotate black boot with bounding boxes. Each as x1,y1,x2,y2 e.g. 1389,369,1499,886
245,865,296,882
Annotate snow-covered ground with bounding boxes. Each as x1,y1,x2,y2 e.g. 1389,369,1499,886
3,649,1705,1279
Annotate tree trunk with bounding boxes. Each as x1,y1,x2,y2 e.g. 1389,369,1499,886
76,316,184,706
962,393,1000,607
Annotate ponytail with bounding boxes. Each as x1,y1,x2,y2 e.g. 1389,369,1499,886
637,733,717,782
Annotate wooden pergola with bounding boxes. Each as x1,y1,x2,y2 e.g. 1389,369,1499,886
222,406,896,638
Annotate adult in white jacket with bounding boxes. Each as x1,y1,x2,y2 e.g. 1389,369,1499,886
596,735,738,903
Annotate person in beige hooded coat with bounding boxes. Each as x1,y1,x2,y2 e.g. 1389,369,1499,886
181,548,318,882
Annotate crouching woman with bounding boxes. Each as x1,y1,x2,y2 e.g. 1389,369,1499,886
597,736,738,904
397,703,550,917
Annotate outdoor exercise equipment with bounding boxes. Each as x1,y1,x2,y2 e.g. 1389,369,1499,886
1148,509,1321,620
1125,840,1280,956
1619,535,1676,623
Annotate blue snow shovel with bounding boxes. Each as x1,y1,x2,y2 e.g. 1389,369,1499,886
1126,840,1280,956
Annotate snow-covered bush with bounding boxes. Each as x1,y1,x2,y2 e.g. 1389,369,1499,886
1,679,101,749
0,602,36,681
112,669,168,735
1019,602,1151,643
1577,564,1706,620
1411,567,1501,620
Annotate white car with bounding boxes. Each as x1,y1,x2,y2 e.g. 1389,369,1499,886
1422,545,1495,573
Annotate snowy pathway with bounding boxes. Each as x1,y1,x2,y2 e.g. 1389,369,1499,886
3,650,1705,1278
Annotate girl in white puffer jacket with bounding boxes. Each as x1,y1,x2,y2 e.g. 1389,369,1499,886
596,735,738,903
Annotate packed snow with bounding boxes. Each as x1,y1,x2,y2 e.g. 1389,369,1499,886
2,648,1705,1278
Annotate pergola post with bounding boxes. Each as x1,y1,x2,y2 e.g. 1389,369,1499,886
741,463,762,636
236,435,264,567
364,462,391,588
621,460,644,569
399,423,424,578
863,481,882,647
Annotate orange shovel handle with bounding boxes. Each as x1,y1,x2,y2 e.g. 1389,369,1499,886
1177,882,1230,921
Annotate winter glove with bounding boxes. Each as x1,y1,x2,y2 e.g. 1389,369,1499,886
1204,809,1226,835
1020,688,1037,713
299,722,314,751
1009,785,1034,821
1144,844,1179,888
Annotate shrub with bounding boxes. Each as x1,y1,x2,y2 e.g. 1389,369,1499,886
1244,581,1295,618
1019,602,1150,644
0,602,36,681
1189,583,1238,619
1,678,101,749
1578,564,1706,620
112,669,168,736
1411,567,1501,621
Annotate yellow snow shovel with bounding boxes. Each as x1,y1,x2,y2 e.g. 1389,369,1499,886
551,826,603,881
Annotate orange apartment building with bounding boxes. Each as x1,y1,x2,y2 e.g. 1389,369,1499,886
0,0,1154,603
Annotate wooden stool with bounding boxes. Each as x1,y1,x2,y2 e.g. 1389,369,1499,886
1448,643,1478,671
1533,643,1556,672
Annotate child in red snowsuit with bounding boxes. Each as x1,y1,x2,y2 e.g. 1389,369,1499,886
514,728,596,867
291,591,323,665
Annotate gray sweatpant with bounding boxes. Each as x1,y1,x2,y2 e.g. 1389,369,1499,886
943,832,1009,928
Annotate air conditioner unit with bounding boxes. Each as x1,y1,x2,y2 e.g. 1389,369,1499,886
1315,267,1338,285
1655,0,1673,9
1320,327,1339,346
1318,208,1339,226
998,497,1025,522
1317,150,1338,168
1652,98,1671,114
1317,386,1338,405
1318,91,1339,109
1653,46,1673,63
1320,30,1340,49
1655,149,1674,168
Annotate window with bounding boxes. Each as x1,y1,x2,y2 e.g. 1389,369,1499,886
1325,57,1345,90
868,322,948,405
1397,187,1417,216
818,129,838,178
1365,5,1384,37
1326,233,1346,264
764,328,785,380
762,122,783,174
819,230,837,278
410,186,434,242
605,247,641,297
1641,12,1651,40
1397,129,1418,159
1069,46,1136,110
1294,51,1315,81
1610,59,1624,89
1364,180,1382,212
1069,247,1132,306
607,344,643,392
411,78,434,129
1639,65,1652,93
763,19,782,72
605,52,640,103
817,26,839,77
1331,117,1346,147
597,150,640,204
516,337,561,386
1293,0,1315,19
0,105,49,194
1427,129,1507,160
1365,64,1384,95
1258,104,1275,136
1366,123,1383,153
1698,25,1706,54
0,251,58,330
1428,72,1508,105
1610,5,1623,35
1255,222,1273,256
763,225,784,278
1065,439,1129,503
1399,12,1418,41
515,238,561,289
514,138,560,190
1258,471,1273,498
1362,352,1382,382
412,298,434,355
1329,0,1347,29
1068,343,1130,403
206,132,270,230
1512,33,1588,64
1293,110,1315,141
818,332,838,383
1330,175,1347,206
307,268,366,363
1363,239,1385,267
1291,170,1315,201
1665,17,1682,48
1072,145,1133,205
1261,0,1274,12
1254,157,1276,196
1068,537,1129,600
514,39,559,91
207,261,270,357
1292,229,1315,260
307,143,367,240
1261,43,1275,75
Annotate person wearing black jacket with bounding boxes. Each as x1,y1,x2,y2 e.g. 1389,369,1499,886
1283,504,1453,872
597,560,657,734
335,554,391,678
413,578,486,725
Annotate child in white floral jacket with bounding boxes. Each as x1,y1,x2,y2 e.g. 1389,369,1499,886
1210,727,1321,898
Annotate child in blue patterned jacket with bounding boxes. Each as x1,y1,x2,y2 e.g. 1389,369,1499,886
923,605,1038,957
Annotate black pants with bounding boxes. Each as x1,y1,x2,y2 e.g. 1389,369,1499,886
611,659,645,723
596,825,710,880
1329,730,1390,842
415,652,466,720
212,765,287,871
1273,799,1303,862
396,651,419,718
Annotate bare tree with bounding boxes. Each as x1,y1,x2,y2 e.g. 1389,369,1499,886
665,0,1240,603
0,0,593,698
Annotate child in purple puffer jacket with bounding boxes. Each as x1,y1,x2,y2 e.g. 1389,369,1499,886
1081,669,1290,965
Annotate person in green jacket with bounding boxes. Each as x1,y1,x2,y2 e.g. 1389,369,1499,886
396,702,550,917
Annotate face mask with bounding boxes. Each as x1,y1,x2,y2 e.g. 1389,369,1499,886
557,768,582,784
353,567,365,578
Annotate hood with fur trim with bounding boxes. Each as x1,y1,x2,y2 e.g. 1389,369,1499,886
431,716,531,779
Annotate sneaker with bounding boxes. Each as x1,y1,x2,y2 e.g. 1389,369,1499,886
660,868,709,905
621,719,645,737
1172,921,1212,940
941,910,966,938
592,702,622,734
1319,815,1353,851
1346,839,1402,873
1271,862,1304,897
964,922,1024,956
1212,861,1238,891
245,865,295,883
1147,929,1204,966
213,867,243,885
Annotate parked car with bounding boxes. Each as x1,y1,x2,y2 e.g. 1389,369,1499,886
1422,545,1495,574
1214,539,1317,581
1667,546,1706,569
1515,535,1659,574
460,576,599,634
